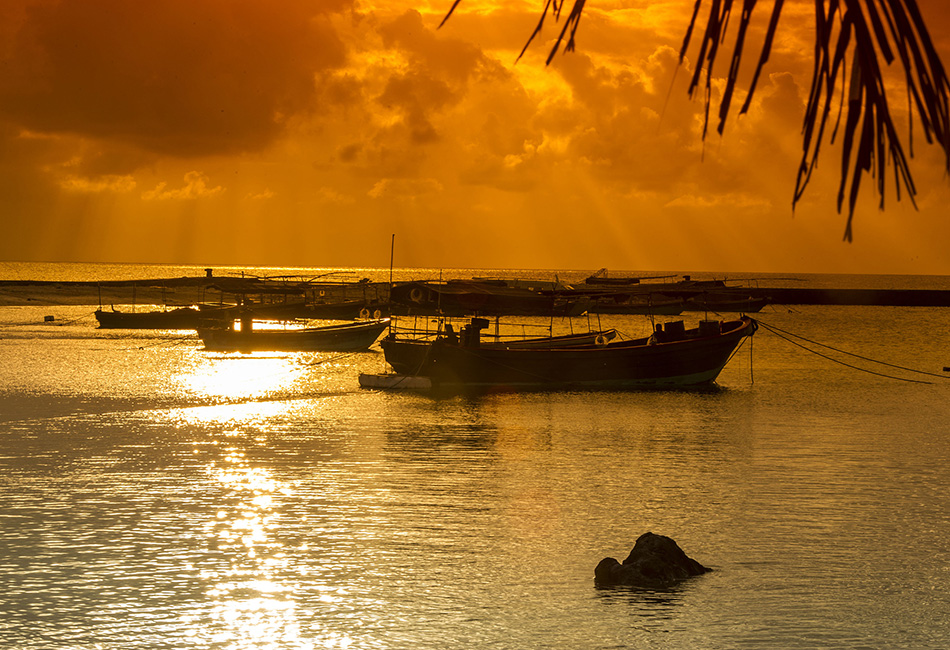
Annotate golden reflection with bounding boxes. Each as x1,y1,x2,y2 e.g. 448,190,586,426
175,400,303,427
162,349,330,426
192,454,312,647
184,443,360,648
179,354,301,401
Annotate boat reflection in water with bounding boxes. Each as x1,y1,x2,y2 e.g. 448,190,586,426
368,316,756,392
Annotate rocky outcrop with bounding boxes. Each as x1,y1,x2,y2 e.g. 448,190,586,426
594,532,711,588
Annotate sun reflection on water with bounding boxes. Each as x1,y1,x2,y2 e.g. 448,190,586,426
178,354,302,401
184,445,355,649
163,348,356,427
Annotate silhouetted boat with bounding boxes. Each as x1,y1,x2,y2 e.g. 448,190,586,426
582,269,725,290
429,323,618,349
588,294,685,315
198,318,390,352
95,306,205,329
683,293,771,313
378,316,756,391
241,299,387,321
390,281,590,317
583,268,682,286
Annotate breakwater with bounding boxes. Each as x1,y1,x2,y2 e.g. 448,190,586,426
744,287,950,307
2,277,949,308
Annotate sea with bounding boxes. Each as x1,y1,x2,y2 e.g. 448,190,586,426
1,261,949,649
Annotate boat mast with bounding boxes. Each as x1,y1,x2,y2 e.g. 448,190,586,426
388,234,395,334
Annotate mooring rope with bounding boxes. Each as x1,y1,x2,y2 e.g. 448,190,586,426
755,318,948,384
721,327,754,384
134,334,198,350
0,310,98,329
304,351,359,367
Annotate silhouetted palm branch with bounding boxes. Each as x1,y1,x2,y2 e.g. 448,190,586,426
441,0,950,241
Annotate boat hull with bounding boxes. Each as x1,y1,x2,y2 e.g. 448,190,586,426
198,319,390,352
243,299,386,321
95,307,204,329
588,298,685,315
390,281,589,317
381,317,755,390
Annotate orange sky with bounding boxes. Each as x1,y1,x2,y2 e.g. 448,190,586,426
2,0,949,274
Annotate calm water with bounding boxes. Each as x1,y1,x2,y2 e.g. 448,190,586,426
1,263,949,649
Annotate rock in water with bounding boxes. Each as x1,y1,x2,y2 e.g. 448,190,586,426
594,532,711,588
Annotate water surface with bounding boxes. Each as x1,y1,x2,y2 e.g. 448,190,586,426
1,265,949,648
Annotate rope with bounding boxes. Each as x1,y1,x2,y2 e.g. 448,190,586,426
0,310,98,329
55,310,100,326
304,351,359,367
135,334,197,350
755,319,946,384
750,329,754,384
721,329,754,384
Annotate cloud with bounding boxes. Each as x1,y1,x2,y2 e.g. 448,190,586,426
379,9,491,85
368,177,443,200
58,174,136,194
377,70,456,144
315,187,355,205
0,0,351,158
370,10,513,148
244,189,275,201
142,171,223,200
664,192,772,210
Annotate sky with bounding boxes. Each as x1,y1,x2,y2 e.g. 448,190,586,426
1,0,949,275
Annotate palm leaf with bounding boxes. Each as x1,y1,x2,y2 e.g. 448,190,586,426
441,1,950,241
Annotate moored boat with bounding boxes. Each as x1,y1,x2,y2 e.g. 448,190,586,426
241,299,387,321
683,293,771,313
198,318,390,352
587,294,685,315
379,316,756,391
95,306,205,329
390,280,590,317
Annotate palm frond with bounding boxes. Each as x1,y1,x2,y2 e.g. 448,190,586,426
441,0,950,240
680,0,949,240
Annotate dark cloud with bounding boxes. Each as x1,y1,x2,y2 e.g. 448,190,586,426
372,11,514,149
378,70,457,144
0,0,351,158
378,10,488,85
551,48,707,190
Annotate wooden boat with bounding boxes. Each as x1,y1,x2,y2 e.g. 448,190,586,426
95,306,204,329
486,328,616,348
583,268,681,286
683,293,771,313
198,318,390,352
388,320,617,350
240,299,387,321
390,281,590,317
587,294,685,315
379,316,756,391
582,269,725,291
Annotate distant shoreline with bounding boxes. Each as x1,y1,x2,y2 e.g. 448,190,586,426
2,277,950,308
0,277,389,308
0,279,211,307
